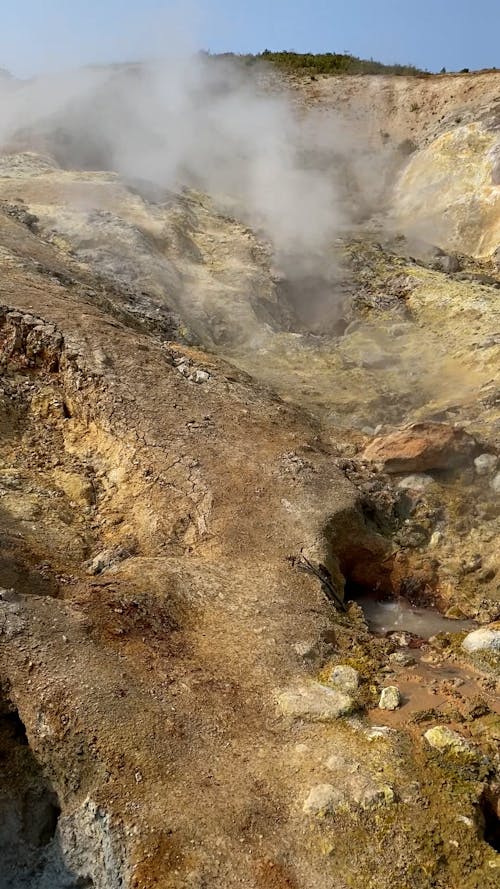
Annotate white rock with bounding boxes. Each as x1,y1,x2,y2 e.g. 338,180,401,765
474,453,498,476
378,686,401,710
397,474,434,492
193,369,210,383
327,664,360,694
366,725,397,741
461,627,500,653
490,472,500,494
277,683,354,721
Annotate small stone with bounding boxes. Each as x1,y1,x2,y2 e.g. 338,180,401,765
277,683,355,721
379,686,401,710
389,650,416,666
462,627,500,653
327,664,360,694
424,726,472,756
84,546,129,576
490,473,500,494
302,784,342,815
477,567,496,583
366,725,396,741
397,474,434,492
429,531,442,547
360,784,396,810
474,453,498,476
293,640,321,661
444,605,467,620
193,370,210,384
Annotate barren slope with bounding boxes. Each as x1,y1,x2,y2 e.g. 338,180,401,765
0,69,498,889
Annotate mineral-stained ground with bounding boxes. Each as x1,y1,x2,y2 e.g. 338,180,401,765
0,68,498,889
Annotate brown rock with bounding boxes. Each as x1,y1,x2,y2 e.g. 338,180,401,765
361,423,476,473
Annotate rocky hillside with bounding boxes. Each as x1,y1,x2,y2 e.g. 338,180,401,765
0,67,498,889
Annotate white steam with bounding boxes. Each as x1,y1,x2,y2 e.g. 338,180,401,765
0,56,348,262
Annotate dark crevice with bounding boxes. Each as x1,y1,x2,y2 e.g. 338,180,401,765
480,789,500,852
0,703,94,888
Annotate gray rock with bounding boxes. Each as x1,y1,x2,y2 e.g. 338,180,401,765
193,369,210,384
293,640,321,661
378,686,401,710
324,755,396,811
389,650,416,666
474,453,498,476
397,474,434,492
359,784,396,810
85,546,130,576
327,664,360,694
277,683,354,721
302,784,343,815
461,627,500,653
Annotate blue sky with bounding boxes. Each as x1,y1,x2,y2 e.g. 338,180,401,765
1,1,498,77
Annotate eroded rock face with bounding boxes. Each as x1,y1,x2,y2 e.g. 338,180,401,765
392,123,500,259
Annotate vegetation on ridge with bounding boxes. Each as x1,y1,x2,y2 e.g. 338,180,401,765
210,50,426,76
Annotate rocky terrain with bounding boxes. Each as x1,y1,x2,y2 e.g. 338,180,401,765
0,66,498,889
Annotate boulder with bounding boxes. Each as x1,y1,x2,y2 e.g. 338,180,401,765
462,626,500,653
362,423,476,473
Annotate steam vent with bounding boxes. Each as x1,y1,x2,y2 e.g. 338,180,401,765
0,54,498,889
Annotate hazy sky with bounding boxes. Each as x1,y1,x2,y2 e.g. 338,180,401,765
1,0,498,77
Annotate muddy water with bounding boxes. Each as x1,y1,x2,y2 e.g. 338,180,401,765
358,597,476,638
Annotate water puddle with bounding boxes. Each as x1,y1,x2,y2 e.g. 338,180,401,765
357,597,476,639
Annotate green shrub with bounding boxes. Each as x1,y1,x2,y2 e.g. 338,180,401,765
209,50,426,77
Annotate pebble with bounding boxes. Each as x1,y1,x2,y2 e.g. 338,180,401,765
378,686,401,710
327,664,360,694
474,453,498,476
461,627,500,653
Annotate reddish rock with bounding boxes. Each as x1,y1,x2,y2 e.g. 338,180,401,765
361,422,476,473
